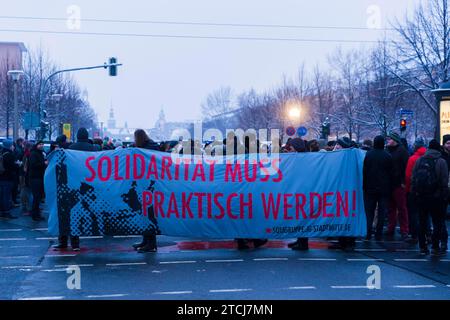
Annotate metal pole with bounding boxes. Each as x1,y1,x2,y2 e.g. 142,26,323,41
13,80,18,142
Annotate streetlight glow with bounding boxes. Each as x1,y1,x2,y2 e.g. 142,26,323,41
288,106,301,120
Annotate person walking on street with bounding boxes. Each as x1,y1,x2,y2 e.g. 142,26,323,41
411,139,448,256
28,141,46,222
386,132,410,240
0,140,18,219
20,141,33,216
363,136,394,241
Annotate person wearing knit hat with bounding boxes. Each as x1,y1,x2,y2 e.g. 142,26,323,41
334,137,352,150
387,131,402,145
413,136,426,149
385,131,410,240
412,139,448,255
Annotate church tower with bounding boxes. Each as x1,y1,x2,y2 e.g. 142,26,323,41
107,107,116,129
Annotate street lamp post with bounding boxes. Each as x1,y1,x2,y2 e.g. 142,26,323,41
432,80,450,143
7,70,24,142
51,93,63,137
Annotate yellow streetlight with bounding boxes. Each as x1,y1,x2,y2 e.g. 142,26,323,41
288,106,301,120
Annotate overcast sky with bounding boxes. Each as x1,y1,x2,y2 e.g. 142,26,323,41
0,0,421,129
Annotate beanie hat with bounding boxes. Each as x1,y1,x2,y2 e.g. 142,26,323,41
387,132,402,144
373,135,385,150
414,136,426,148
429,139,441,151
77,128,89,141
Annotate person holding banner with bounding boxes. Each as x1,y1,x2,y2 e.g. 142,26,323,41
132,129,161,253
53,128,99,251
285,138,310,251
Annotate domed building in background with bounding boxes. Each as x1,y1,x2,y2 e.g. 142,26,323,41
103,106,193,143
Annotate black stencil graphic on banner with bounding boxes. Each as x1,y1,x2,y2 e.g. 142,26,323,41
55,150,159,236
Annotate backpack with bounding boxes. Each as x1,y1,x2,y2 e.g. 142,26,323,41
412,157,439,197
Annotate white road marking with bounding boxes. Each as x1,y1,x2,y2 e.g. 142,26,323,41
210,289,252,293
253,258,288,261
159,261,197,264
205,259,244,263
394,285,436,289
439,259,450,262
395,249,419,252
55,264,94,268
41,269,67,272
32,228,48,231
0,229,22,232
331,286,369,289
106,262,147,266
298,258,337,261
153,291,193,295
79,236,104,239
394,259,428,262
36,237,58,240
19,296,64,300
447,285,450,287
1,265,42,269
0,256,30,259
9,245,41,248
45,254,76,258
347,259,384,262
113,235,141,238
87,294,128,298
0,238,26,241
287,286,316,290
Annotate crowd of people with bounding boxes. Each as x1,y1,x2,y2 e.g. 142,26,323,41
0,128,448,256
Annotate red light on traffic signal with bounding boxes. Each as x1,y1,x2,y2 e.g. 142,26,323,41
400,119,407,131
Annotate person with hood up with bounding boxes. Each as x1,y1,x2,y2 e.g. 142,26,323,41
411,139,448,256
53,128,100,251
363,136,394,241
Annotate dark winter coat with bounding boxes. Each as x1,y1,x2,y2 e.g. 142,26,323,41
363,148,394,196
69,139,101,152
28,148,46,180
0,148,17,181
386,144,409,188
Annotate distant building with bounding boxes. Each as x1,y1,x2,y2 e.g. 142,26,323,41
103,107,193,143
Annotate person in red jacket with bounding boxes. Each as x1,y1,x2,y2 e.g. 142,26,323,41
404,137,427,243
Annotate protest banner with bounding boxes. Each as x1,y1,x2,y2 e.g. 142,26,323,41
45,148,367,238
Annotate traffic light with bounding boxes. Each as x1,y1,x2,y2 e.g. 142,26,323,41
400,119,407,132
109,57,117,76
39,120,49,140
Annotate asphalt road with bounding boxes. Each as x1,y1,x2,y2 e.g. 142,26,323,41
1,206,449,300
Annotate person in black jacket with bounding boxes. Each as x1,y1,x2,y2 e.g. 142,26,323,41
132,129,160,253
29,141,46,221
386,132,410,239
363,136,394,241
0,140,18,219
68,128,101,151
53,128,100,252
